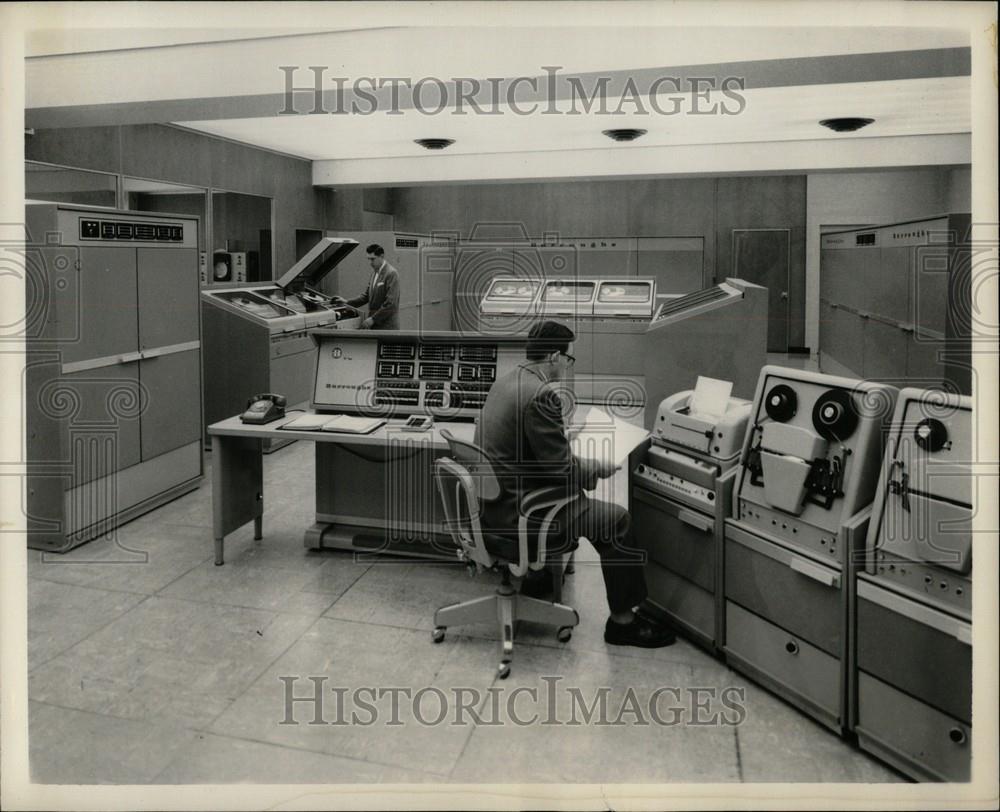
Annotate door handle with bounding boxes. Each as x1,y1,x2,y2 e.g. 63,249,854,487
677,509,713,533
789,556,841,589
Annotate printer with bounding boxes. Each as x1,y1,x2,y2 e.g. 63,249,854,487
631,381,752,651
638,387,752,509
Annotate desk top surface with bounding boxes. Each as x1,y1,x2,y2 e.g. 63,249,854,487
208,414,477,447
209,408,649,463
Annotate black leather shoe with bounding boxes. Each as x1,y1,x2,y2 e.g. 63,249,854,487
604,614,676,648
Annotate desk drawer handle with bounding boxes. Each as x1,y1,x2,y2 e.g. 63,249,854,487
677,509,713,533
949,727,967,745
785,640,799,655
790,556,841,589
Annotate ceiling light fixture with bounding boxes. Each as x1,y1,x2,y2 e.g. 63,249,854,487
819,117,875,133
415,138,455,150
602,128,647,142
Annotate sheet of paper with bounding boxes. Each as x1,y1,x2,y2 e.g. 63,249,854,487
688,375,733,420
570,407,650,467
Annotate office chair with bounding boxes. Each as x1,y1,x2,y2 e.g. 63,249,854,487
433,429,580,679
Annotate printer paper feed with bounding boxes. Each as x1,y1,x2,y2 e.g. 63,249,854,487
689,376,733,420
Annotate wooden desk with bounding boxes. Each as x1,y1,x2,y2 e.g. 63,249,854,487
207,415,474,565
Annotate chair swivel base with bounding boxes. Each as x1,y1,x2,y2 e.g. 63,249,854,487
432,582,579,679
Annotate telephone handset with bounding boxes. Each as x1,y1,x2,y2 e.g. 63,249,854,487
241,392,286,424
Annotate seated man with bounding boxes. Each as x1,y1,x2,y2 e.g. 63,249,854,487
475,320,675,648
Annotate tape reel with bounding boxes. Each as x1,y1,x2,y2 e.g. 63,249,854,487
812,388,858,441
764,384,798,422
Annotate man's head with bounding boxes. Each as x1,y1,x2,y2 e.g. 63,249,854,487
366,244,385,271
526,320,576,381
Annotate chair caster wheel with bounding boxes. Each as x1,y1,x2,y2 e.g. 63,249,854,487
557,626,573,643
497,662,511,680
432,627,446,643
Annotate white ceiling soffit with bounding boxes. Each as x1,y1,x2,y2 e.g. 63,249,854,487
23,25,972,185
178,77,970,161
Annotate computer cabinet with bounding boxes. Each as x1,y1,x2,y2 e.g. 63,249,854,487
25,204,203,552
819,214,971,394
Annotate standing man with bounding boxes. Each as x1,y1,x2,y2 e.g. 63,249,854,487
475,320,675,648
337,243,400,330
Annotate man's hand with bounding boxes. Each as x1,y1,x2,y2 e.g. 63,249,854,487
331,295,346,304
596,459,620,479
361,317,374,329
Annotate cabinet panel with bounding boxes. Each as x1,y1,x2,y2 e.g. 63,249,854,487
863,318,908,381
868,247,911,324
577,242,633,278
140,349,202,460
906,334,946,386
61,247,138,364
913,245,951,336
137,247,200,349
823,306,863,377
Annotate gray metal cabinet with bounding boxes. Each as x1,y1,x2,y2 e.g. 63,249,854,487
25,204,203,552
819,215,970,394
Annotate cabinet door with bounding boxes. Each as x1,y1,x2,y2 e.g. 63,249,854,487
137,248,200,350
140,349,202,460
868,247,912,324
913,245,951,336
59,247,138,365
863,318,908,381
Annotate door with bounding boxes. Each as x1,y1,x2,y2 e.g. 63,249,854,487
732,229,790,352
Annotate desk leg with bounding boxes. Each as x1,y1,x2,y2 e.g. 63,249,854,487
212,434,264,565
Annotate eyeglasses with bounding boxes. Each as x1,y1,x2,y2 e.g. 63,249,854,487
559,351,576,366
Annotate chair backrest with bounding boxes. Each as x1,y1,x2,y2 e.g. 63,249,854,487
438,428,501,502
434,456,497,569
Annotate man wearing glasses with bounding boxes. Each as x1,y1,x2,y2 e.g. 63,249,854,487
475,320,675,648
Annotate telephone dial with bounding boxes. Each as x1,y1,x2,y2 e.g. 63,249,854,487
241,392,286,424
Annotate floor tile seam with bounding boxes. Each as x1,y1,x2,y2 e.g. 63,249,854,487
26,696,198,738
146,728,452,784
145,588,339,617
27,572,152,598
305,559,377,605
27,593,154,674
443,682,500,781
145,553,223,595
29,673,266,735
194,614,333,736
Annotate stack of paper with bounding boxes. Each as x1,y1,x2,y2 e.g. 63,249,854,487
688,376,733,421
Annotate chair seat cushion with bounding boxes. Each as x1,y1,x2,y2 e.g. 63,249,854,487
481,524,580,564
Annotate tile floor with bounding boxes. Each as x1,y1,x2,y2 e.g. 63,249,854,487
27,367,903,785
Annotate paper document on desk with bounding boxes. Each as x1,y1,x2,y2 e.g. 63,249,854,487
570,407,649,468
321,415,386,434
281,414,330,431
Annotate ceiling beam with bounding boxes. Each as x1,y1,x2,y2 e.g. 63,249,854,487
312,134,971,187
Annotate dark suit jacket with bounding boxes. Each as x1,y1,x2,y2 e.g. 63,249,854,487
347,261,400,329
475,364,592,534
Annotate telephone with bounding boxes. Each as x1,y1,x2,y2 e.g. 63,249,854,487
241,392,286,424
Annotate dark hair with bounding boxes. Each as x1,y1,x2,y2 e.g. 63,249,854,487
526,320,575,361
366,244,385,256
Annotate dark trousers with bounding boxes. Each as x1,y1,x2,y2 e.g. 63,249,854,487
542,496,648,615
